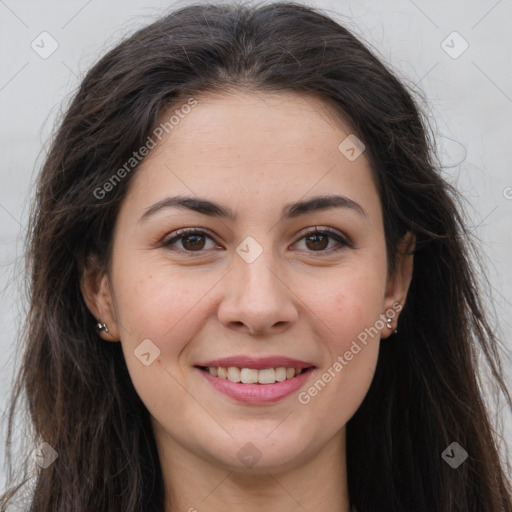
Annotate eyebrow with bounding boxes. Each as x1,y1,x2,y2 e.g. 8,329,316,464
138,194,368,223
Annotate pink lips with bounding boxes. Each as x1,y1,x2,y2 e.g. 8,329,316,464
195,356,316,404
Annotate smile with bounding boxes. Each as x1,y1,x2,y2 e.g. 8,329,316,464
198,366,309,384
196,365,316,404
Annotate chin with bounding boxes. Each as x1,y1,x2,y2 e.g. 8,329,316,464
197,429,316,474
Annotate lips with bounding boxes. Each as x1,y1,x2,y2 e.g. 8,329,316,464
194,356,316,404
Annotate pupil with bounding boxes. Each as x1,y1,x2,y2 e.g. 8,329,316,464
184,235,204,250
307,234,327,251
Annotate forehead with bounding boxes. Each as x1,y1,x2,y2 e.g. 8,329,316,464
159,89,356,157
120,89,381,225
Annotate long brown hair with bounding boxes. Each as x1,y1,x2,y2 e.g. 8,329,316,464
1,1,511,510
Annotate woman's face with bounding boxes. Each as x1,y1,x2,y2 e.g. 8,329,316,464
86,90,412,474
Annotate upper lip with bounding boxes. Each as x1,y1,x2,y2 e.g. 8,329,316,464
196,356,315,370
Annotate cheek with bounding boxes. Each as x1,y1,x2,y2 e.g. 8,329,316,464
111,259,211,422
301,266,386,349
110,256,224,407
293,269,384,418
112,256,211,344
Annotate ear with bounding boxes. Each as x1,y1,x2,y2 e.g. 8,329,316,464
79,253,120,342
382,231,415,338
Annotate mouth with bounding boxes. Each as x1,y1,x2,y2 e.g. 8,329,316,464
194,364,316,404
196,365,312,384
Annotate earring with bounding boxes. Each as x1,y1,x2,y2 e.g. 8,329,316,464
386,317,398,334
96,322,110,335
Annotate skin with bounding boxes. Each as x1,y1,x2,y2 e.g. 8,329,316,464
82,90,414,512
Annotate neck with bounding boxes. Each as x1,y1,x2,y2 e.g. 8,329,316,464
155,423,351,512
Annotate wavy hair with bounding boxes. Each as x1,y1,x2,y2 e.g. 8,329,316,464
1,1,511,511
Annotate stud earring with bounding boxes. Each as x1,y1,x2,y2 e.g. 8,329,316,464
96,322,110,335
386,317,398,334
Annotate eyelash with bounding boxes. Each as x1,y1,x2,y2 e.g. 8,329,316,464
161,226,352,255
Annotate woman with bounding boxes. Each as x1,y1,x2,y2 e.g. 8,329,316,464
1,1,511,511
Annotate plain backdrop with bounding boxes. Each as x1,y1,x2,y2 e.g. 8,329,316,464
1,0,511,492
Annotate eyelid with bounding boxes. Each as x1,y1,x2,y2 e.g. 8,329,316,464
293,226,354,252
160,227,220,249
298,226,353,246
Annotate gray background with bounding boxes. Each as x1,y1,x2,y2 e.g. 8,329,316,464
1,0,511,491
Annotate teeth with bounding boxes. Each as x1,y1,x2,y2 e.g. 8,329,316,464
241,368,258,384
258,368,275,384
206,366,306,384
227,367,241,382
275,367,287,381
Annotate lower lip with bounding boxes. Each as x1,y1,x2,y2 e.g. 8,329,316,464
197,367,315,404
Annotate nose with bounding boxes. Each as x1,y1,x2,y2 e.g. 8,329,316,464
217,248,299,337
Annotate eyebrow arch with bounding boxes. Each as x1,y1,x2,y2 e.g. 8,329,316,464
138,194,368,223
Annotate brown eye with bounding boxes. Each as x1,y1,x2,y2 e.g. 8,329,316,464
162,229,217,252
181,234,206,251
162,226,351,255
294,227,351,253
304,232,329,251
